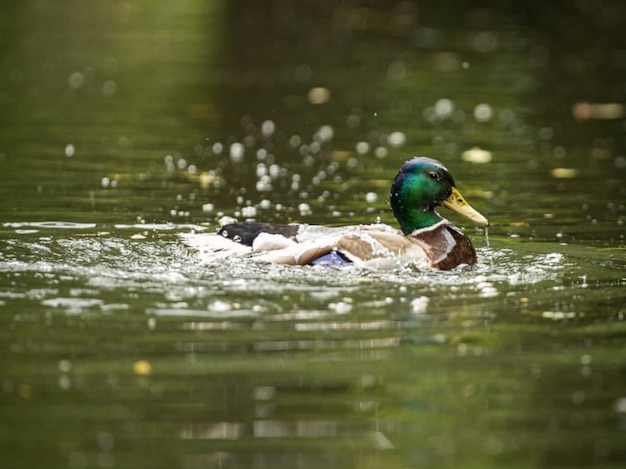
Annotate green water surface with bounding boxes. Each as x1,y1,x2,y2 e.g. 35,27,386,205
1,1,625,468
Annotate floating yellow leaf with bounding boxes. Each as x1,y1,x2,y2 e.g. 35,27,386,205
133,360,152,376
551,168,578,178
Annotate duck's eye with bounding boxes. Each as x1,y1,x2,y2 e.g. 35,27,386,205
428,171,440,181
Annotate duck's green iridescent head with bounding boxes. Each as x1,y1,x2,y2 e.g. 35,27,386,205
389,157,489,234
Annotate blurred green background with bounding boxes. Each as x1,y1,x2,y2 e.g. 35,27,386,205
1,1,625,468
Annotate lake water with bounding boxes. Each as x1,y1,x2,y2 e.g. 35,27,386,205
1,1,625,468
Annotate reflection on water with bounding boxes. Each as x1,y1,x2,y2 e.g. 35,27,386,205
2,0,626,468
1,221,626,467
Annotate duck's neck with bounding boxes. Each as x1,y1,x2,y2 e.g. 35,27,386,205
395,207,444,234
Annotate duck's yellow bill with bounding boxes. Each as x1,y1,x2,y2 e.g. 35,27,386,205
442,187,489,227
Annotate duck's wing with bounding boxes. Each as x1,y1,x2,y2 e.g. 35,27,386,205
254,225,431,269
263,222,475,269
335,229,431,269
181,222,433,269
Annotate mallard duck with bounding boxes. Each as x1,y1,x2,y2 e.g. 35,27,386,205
184,157,489,270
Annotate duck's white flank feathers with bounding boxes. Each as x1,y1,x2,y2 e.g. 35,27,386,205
180,222,441,270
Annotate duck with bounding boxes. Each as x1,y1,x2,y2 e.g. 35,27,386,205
183,157,489,270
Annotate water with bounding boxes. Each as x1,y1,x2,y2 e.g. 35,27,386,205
2,1,626,468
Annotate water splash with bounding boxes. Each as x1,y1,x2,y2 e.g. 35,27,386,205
0,222,576,321
3,221,97,230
